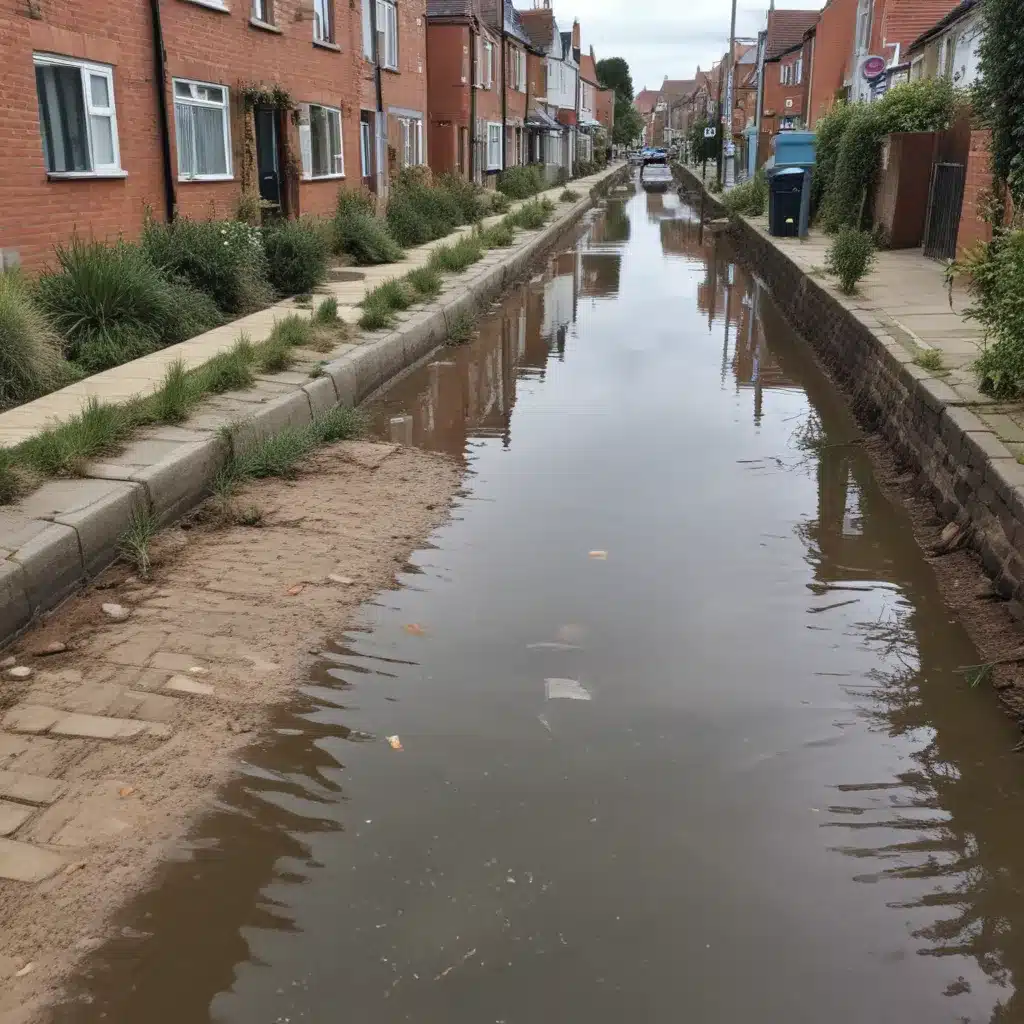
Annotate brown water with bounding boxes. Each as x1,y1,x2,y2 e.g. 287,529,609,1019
54,181,1024,1023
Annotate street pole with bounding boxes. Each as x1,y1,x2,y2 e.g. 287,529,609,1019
725,0,737,185
715,63,723,187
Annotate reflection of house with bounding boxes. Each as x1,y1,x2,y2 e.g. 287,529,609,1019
542,250,579,355
659,216,708,259
580,252,621,297
591,198,630,243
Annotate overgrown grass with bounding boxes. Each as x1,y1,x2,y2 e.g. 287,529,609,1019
914,347,944,372
0,270,71,409
0,450,26,505
147,359,202,424
359,300,397,331
560,188,581,203
721,171,767,217
507,198,554,231
480,221,515,248
387,168,464,247
117,506,159,579
406,266,443,299
312,297,338,324
333,190,405,266
35,238,222,374
428,235,484,273
447,310,477,345
196,336,256,394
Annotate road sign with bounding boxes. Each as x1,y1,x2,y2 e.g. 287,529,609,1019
703,126,717,138
861,55,886,80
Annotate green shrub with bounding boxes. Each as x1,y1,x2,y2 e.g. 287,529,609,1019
141,217,273,314
446,310,477,345
36,239,222,373
406,266,443,299
364,278,414,312
560,188,581,203
333,189,404,265
959,232,1024,397
0,449,27,505
263,218,330,295
722,170,767,217
508,199,551,230
573,160,597,179
0,270,68,409
824,228,876,294
387,167,461,247
148,359,202,424
811,101,857,215
359,300,397,330
497,165,544,200
439,173,486,222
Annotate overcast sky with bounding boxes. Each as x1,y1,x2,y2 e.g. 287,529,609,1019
554,0,818,95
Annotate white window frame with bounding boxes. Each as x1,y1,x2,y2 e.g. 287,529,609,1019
33,53,122,177
172,77,232,181
378,0,398,70
794,57,803,85
300,102,344,180
360,119,372,177
313,0,333,43
486,122,502,170
484,40,494,88
398,115,423,167
251,0,270,21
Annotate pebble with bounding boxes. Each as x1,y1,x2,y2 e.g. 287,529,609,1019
0,656,15,670
327,574,354,586
15,963,34,978
4,666,33,681
101,603,130,621
33,641,67,657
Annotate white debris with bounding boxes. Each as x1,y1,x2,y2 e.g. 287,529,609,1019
544,678,591,701
101,603,130,621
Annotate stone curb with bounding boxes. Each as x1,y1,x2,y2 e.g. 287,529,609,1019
0,165,629,648
674,162,1024,601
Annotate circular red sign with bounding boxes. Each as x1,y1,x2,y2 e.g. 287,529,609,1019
862,56,886,80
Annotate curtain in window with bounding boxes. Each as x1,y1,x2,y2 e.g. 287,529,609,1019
176,102,227,176
36,64,89,172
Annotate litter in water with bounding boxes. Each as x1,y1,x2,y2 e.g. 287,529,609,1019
387,735,404,751
527,642,581,650
545,678,592,701
589,550,608,560
404,623,427,636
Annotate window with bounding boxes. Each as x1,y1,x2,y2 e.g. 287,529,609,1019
251,0,271,21
398,115,423,167
360,119,372,177
313,0,333,42
173,78,231,180
299,103,343,179
794,57,803,85
487,122,502,169
377,0,398,69
484,41,494,87
34,54,121,175
509,47,526,92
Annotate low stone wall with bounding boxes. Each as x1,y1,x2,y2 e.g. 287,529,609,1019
0,163,630,648
675,162,1024,601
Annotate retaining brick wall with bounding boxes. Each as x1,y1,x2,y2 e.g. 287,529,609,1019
675,161,1024,602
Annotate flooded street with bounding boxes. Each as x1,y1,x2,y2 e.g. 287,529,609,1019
55,180,1024,1023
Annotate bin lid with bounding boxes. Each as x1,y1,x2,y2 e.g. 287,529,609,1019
773,166,806,176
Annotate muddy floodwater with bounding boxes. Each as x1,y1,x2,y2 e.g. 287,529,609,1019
54,181,1024,1023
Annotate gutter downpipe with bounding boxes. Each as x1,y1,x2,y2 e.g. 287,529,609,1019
470,21,478,183
149,0,176,223
501,13,508,170
369,0,386,197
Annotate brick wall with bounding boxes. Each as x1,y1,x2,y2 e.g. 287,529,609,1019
1,0,433,272
956,129,995,259
761,52,809,138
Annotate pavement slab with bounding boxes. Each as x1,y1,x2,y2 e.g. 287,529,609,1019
0,801,33,836
0,837,63,882
0,770,63,806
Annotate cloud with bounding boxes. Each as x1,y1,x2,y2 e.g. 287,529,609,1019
561,0,818,95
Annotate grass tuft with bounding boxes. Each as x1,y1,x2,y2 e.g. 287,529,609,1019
406,266,443,299
359,300,397,331
148,359,201,424
0,449,28,506
117,506,159,579
428,235,484,274
480,221,515,248
312,296,338,324
198,336,256,393
18,397,137,477
559,188,581,203
447,310,477,346
914,347,944,372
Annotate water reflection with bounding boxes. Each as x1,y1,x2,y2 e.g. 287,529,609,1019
51,182,1024,1024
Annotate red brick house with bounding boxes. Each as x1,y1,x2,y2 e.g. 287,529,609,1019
0,0,432,272
633,88,659,147
759,9,819,140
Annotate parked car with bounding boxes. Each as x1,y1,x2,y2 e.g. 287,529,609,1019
641,160,673,193
628,149,644,166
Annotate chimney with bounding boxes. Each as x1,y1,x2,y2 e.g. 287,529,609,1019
572,19,580,49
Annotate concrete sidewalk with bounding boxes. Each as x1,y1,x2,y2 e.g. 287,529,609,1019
741,215,1024,455
0,172,614,450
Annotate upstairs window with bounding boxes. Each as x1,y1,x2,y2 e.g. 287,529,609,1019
377,0,398,69
173,78,231,180
484,41,494,87
34,54,121,175
251,0,272,22
313,0,333,43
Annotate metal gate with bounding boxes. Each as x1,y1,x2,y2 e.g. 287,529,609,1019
923,162,965,260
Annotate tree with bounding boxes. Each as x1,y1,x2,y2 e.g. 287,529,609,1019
596,57,634,104
613,103,644,146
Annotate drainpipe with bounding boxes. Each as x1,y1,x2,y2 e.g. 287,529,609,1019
500,14,508,169
469,22,478,182
149,0,176,223
369,0,385,196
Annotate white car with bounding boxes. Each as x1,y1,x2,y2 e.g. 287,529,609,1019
641,162,673,193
